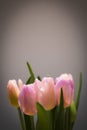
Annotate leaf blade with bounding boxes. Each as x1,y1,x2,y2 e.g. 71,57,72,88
26,62,35,83
55,89,65,130
36,103,52,130
75,72,82,110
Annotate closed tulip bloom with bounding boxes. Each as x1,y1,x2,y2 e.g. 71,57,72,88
18,84,37,115
55,74,74,108
35,77,56,110
7,80,20,107
18,79,23,90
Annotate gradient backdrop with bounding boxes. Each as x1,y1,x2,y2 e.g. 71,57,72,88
0,1,87,130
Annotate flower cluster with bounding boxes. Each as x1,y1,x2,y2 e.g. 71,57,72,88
7,63,82,130
7,74,74,115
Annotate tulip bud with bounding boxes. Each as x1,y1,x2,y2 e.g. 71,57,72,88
55,74,74,108
18,79,23,90
18,84,37,115
35,77,56,110
7,80,20,107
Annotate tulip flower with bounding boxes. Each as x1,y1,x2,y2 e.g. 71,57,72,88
35,77,56,110
55,74,74,108
18,79,23,90
18,84,37,115
7,80,20,107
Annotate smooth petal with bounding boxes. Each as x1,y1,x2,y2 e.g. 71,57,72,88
18,84,37,115
35,77,56,110
18,79,23,90
7,80,20,107
55,74,74,108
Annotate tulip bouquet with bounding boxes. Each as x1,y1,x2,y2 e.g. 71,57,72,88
7,62,82,130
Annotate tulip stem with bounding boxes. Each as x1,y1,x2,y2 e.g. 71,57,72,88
24,114,35,130
46,111,53,130
17,108,26,130
30,116,35,130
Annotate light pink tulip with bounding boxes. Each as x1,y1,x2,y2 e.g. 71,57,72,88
18,79,23,90
55,74,74,108
7,80,20,107
35,77,56,110
18,84,37,115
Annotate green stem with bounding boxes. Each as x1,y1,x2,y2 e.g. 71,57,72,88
46,111,53,130
30,116,35,130
51,107,57,130
65,107,72,130
24,114,35,130
65,109,68,130
17,108,26,130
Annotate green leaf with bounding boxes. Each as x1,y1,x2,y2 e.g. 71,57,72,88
59,89,64,110
55,89,65,130
26,76,35,84
36,103,52,130
68,102,77,130
37,76,41,81
26,62,35,83
27,62,35,77
75,72,82,110
70,101,76,123
51,106,59,130
65,107,71,130
26,77,31,84
65,105,76,130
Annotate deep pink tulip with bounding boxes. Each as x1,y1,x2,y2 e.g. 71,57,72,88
7,80,20,107
55,74,74,108
18,84,37,115
35,77,56,110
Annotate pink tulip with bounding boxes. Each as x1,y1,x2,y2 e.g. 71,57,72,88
55,74,74,108
35,77,56,110
18,84,37,115
7,80,20,107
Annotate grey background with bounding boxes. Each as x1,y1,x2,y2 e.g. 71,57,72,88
0,1,87,130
